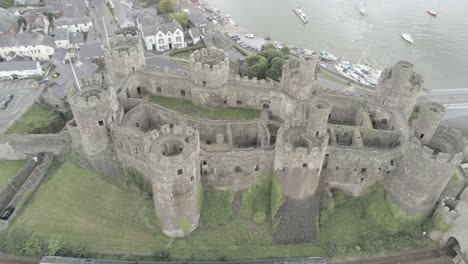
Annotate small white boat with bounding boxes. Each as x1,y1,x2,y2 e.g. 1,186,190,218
320,50,337,61
359,6,367,16
427,9,437,17
244,33,254,39
401,33,414,44
293,7,309,24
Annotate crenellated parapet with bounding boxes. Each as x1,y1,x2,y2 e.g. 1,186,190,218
412,102,446,144
231,74,281,89
143,124,201,238
190,47,229,88
105,34,145,79
386,129,467,216
69,86,123,156
375,61,424,119
281,54,320,100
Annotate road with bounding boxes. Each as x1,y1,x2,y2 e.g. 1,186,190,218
0,80,39,132
89,0,116,44
144,51,190,73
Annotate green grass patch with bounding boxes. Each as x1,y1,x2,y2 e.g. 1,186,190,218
433,214,451,232
320,72,349,86
242,174,272,219
149,96,260,121
11,162,169,254
7,103,65,134
409,105,421,122
0,0,13,8
0,160,26,189
200,189,233,228
318,185,434,257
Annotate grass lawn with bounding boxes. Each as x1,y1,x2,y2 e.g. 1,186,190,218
0,160,26,189
7,103,65,134
12,162,170,255
12,160,434,260
320,72,349,86
149,96,261,121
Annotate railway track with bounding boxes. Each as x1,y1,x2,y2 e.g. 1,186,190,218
331,247,455,264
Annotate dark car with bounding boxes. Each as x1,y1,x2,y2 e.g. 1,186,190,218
0,206,15,220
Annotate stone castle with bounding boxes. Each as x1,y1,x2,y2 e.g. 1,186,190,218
65,35,467,244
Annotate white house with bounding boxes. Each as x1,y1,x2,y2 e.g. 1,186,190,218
0,33,56,61
137,11,186,52
0,61,43,80
55,17,94,33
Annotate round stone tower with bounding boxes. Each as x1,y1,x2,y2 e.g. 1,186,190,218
306,100,332,138
190,47,229,88
105,35,145,80
281,54,320,100
386,126,467,216
144,124,201,237
273,120,329,243
412,102,446,144
374,61,424,120
69,87,122,156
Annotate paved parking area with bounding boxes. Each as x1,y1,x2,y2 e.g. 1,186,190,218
0,79,39,131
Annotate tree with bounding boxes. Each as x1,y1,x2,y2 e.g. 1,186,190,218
246,55,268,80
157,0,174,14
280,46,291,55
259,49,286,63
170,12,189,29
267,56,287,81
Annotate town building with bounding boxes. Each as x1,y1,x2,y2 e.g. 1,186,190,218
0,60,43,80
0,33,55,61
137,11,186,52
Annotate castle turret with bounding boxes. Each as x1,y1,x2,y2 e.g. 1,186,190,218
144,124,201,237
273,101,329,243
281,54,320,100
386,124,467,216
412,102,445,144
374,61,424,120
105,35,145,80
190,47,229,88
306,100,332,138
68,85,123,176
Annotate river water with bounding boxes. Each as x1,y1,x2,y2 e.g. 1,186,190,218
204,0,468,90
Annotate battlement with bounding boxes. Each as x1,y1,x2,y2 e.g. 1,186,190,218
413,102,446,144
231,74,281,89
191,48,229,88
69,87,117,109
144,124,199,162
409,136,465,164
433,196,458,228
109,34,141,48
280,53,320,100
276,124,328,155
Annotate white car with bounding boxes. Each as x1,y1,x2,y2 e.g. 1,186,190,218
244,33,254,39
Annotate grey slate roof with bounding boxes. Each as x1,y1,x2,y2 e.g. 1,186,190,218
112,0,136,29
69,32,84,45
139,11,183,36
24,13,47,31
52,47,67,63
60,0,87,18
51,27,69,41
0,32,55,48
53,59,98,89
188,11,207,27
0,8,20,34
55,16,92,27
0,61,39,72
79,43,103,59
189,26,201,39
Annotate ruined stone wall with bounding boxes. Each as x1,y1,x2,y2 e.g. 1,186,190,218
190,48,229,88
412,102,446,144
105,35,145,80
374,61,424,120
280,54,320,100
0,158,36,211
439,188,468,256
387,133,466,216
200,148,275,191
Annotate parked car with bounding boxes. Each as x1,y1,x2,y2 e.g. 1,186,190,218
37,78,49,84
0,206,15,220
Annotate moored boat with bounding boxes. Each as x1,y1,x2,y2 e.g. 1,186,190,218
359,6,367,16
401,33,414,44
427,9,437,17
292,7,309,24
320,50,337,61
